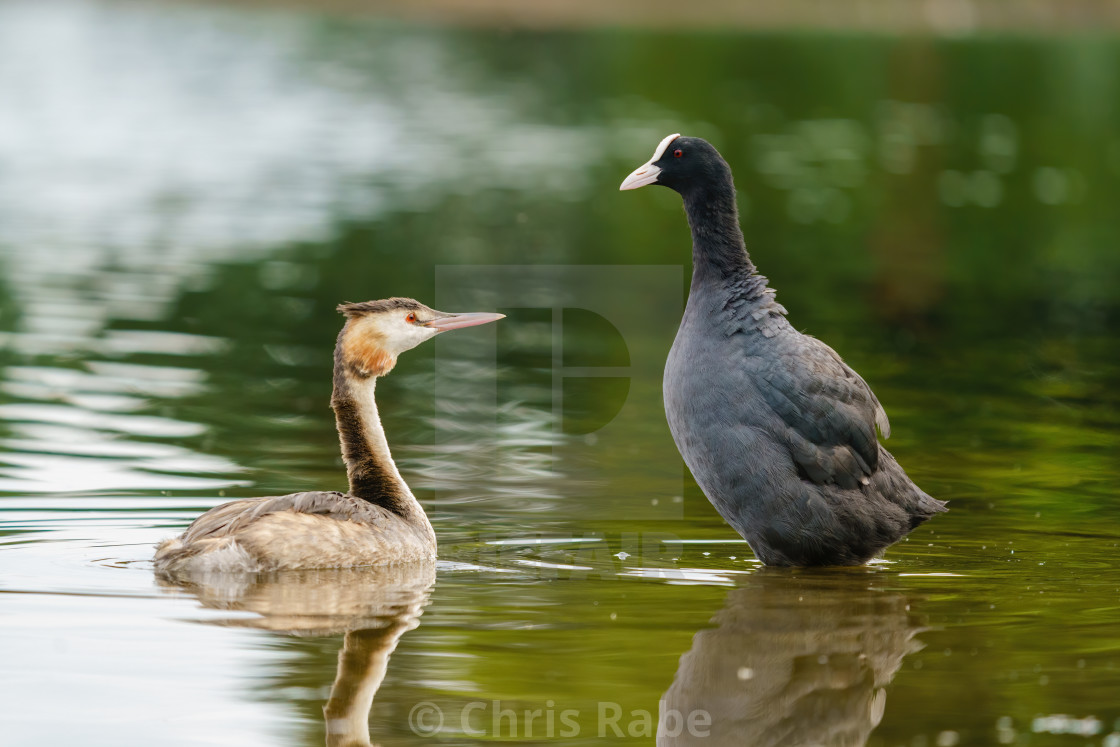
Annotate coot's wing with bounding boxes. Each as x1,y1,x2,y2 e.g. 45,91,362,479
754,336,890,490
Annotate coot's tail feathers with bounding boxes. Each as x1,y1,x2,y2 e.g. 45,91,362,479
908,491,948,530
920,489,949,514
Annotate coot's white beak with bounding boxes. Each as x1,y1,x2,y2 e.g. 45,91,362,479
619,132,681,191
619,162,661,191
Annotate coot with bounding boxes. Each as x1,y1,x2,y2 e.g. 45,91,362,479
621,134,946,566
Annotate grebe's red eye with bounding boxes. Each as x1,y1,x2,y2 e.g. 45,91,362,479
406,312,417,323
674,149,683,158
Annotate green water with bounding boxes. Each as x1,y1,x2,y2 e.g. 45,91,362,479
1,2,1119,745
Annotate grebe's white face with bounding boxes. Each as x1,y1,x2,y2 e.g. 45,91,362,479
342,304,506,377
371,306,506,355
367,308,443,356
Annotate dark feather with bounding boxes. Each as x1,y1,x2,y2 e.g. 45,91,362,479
337,298,426,317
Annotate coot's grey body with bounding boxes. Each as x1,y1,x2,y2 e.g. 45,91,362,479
623,134,945,566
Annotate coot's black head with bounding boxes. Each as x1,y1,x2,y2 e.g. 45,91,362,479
619,134,732,196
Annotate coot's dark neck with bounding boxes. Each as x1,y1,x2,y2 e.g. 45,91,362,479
330,346,428,527
680,177,755,282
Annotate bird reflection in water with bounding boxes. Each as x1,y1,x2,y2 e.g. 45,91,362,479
157,562,435,747
659,570,927,747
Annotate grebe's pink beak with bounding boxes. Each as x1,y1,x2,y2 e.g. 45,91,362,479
424,312,505,332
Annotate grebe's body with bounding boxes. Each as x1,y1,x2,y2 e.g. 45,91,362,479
153,490,435,573
154,298,502,574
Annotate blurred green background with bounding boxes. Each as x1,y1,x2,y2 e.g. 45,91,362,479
0,1,1118,745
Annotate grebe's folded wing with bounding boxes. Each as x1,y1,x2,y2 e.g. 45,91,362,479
177,491,390,544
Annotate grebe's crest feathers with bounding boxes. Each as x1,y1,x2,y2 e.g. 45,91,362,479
338,298,427,317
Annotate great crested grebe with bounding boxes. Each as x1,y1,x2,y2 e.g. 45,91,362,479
153,298,503,573
621,134,945,566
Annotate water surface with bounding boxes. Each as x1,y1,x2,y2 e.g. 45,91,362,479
1,2,1119,745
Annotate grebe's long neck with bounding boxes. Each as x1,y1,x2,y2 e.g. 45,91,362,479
323,625,409,747
330,346,432,534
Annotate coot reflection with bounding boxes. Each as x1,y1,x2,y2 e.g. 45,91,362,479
658,571,927,746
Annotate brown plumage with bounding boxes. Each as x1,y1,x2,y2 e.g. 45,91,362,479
153,298,504,574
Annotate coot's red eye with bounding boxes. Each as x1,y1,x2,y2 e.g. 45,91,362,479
406,313,417,323
674,149,683,158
